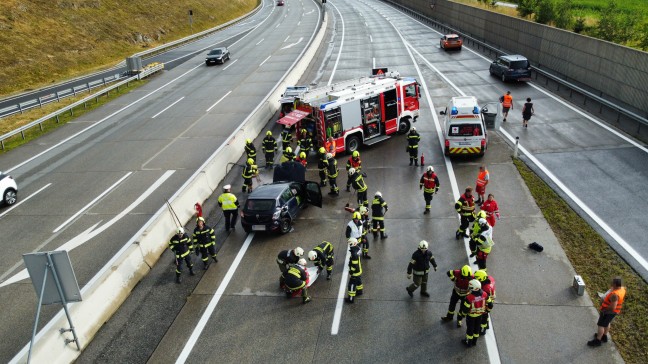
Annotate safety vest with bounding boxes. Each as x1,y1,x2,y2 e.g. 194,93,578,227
476,170,489,188
449,269,473,296
502,94,513,108
347,220,363,239
464,291,489,317
325,140,336,156
218,193,238,210
421,172,438,193
601,287,626,314
475,226,494,253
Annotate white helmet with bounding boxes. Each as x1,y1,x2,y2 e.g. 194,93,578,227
348,237,359,247
468,279,482,291
348,167,356,175
294,247,304,257
418,240,428,250
326,153,333,159
411,127,416,131
375,191,382,197
358,206,368,215
308,251,317,261
176,227,184,234
223,184,231,191
426,166,434,172
479,218,488,226
297,258,307,266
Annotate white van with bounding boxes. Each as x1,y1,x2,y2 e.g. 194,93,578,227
439,96,488,157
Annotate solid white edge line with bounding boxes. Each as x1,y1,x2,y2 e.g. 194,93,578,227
259,55,272,66
372,57,375,69
369,35,373,43
175,233,255,363
298,20,301,26
256,38,265,45
0,183,51,219
52,172,132,233
331,244,352,335
327,1,346,86
284,35,290,42
222,59,238,71
206,91,233,112
151,96,185,119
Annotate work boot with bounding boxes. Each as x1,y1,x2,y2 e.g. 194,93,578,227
346,297,354,304
381,232,388,239
326,273,331,280
441,315,453,322
461,339,473,348
420,284,429,297
421,291,430,297
409,160,413,166
363,253,372,259
587,338,602,347
189,267,196,276
457,319,463,328
406,287,414,298
213,256,219,263
357,290,363,296
414,160,418,166
346,186,351,192
203,261,210,270
471,338,478,346
373,230,378,238
595,333,608,343
424,209,429,215
175,274,182,284
456,230,462,240
303,296,312,304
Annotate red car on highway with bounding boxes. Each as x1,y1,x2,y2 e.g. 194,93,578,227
440,34,462,50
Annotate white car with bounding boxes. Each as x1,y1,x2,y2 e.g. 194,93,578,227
0,171,18,206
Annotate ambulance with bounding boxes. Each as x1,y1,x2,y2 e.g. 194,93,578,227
439,96,488,157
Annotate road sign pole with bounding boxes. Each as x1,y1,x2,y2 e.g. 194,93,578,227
47,253,80,350
27,264,49,364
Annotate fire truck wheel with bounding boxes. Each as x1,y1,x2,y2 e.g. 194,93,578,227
345,135,361,154
397,117,411,134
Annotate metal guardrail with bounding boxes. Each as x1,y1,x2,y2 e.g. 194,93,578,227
382,0,648,131
0,64,164,150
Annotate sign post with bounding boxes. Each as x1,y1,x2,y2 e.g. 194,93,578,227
189,10,193,33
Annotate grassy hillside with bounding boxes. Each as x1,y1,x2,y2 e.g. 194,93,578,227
0,0,259,97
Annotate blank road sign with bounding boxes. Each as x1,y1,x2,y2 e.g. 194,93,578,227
23,251,82,305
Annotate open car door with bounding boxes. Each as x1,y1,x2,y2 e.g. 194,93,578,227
305,181,323,208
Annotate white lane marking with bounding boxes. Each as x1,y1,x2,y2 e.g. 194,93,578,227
365,22,368,27
281,37,304,50
372,57,375,69
0,183,51,219
223,59,238,71
151,97,185,119
52,172,132,233
260,55,272,66
327,1,346,86
276,23,280,28
206,91,232,112
0,170,175,289
369,35,373,43
305,9,314,15
256,38,265,45
175,233,255,363
284,36,290,42
331,245,352,335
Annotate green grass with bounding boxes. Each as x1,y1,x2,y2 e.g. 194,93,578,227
513,158,648,363
0,79,147,153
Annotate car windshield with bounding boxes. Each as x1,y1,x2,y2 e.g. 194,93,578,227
209,49,223,55
510,60,529,69
449,123,483,137
447,35,459,40
245,199,275,211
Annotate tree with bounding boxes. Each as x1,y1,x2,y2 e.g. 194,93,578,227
554,0,573,29
640,23,648,51
517,0,538,18
573,17,585,34
535,0,556,24
597,1,619,41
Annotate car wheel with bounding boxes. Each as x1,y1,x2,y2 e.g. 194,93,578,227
3,188,17,206
501,73,506,82
205,62,209,66
397,117,411,134
489,67,494,76
279,217,292,234
345,135,361,154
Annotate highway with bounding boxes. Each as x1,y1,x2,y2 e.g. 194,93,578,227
0,0,642,362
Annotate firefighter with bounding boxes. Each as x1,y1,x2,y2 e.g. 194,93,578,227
346,238,363,304
459,279,493,347
357,206,371,259
308,241,334,280
281,125,293,150
455,187,476,239
169,227,195,283
474,270,496,335
348,168,369,207
325,136,336,157
345,151,362,192
406,240,437,298
420,166,440,214
323,153,339,196
475,165,490,205
284,258,312,304
193,217,218,270
277,247,304,288
296,151,308,167
371,191,388,239
346,211,364,244
470,218,494,271
241,158,258,193
281,146,295,163
317,147,328,187
470,210,488,240
297,129,312,156
245,138,257,164
217,184,240,232
407,127,420,166
262,131,278,169
441,265,474,327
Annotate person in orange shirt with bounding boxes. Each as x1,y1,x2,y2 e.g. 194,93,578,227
500,91,513,122
475,165,490,206
325,136,336,157
588,277,626,347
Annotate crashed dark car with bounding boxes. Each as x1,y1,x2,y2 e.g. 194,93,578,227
205,47,230,65
240,161,322,234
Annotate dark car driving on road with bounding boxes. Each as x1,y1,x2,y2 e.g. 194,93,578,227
489,55,531,82
205,47,230,65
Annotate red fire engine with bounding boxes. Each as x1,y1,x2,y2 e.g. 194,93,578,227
277,71,420,154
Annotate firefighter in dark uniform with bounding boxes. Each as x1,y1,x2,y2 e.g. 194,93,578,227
420,166,440,214
277,247,304,288
245,138,257,164
284,258,312,304
349,167,369,207
459,279,493,347
297,129,312,156
281,146,295,163
407,127,420,166
193,217,218,270
346,238,363,304
308,241,335,280
371,191,388,239
217,184,239,232
325,153,339,196
470,218,494,271
441,265,474,327
169,227,195,283
281,126,293,151
262,131,278,169
317,147,328,187
241,158,258,193
345,151,362,191
406,240,437,297
474,269,496,335
455,187,476,239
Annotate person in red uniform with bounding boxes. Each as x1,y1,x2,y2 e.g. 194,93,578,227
474,270,496,335
441,265,474,327
475,165,489,205
455,187,476,239
480,193,500,228
420,166,440,215
459,279,493,347
345,151,362,192
588,277,626,347
296,151,308,167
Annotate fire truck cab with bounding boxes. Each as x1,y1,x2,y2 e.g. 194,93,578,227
439,96,488,157
277,71,420,154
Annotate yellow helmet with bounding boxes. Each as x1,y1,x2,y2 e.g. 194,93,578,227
266,131,272,136
247,158,254,165
352,151,360,158
352,211,361,220
461,265,472,278
319,147,326,154
299,152,306,159
474,270,488,282
286,147,292,153
197,216,205,223
476,210,487,219
246,138,252,144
